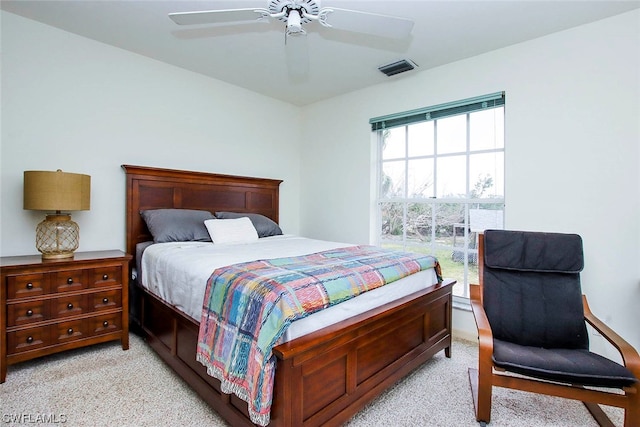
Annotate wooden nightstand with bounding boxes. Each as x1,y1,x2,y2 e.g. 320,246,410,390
0,250,132,383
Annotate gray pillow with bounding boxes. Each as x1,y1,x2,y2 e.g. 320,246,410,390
140,209,214,243
214,212,282,238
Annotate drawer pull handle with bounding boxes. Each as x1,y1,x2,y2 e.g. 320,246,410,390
26,282,34,290
26,309,34,317
102,274,108,280
103,321,109,327
26,336,34,344
67,303,74,310
102,297,109,304
67,328,74,335
66,278,73,285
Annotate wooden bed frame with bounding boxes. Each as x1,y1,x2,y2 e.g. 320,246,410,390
123,164,453,427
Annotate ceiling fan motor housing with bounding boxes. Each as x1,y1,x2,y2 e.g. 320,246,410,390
269,0,321,24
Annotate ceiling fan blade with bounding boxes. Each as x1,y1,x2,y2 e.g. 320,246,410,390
321,8,414,39
169,8,268,26
285,34,309,82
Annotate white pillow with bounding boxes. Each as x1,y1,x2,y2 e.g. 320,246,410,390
204,217,259,244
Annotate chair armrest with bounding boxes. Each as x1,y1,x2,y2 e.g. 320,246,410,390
583,295,640,379
469,284,493,358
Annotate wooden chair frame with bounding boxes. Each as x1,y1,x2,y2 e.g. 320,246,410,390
469,233,640,427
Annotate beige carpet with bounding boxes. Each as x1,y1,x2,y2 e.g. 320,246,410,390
0,334,624,426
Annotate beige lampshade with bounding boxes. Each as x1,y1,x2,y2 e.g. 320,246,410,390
24,170,91,211
23,170,91,259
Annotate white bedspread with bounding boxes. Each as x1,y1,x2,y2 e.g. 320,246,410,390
140,235,439,342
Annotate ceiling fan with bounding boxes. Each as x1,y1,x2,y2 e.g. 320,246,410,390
168,0,414,79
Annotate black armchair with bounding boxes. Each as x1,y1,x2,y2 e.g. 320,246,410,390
469,229,639,426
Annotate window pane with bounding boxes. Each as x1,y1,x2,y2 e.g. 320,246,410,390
407,158,434,198
469,204,504,233
380,202,404,241
466,259,479,297
469,152,504,198
435,203,464,240
408,121,434,157
381,160,405,198
382,127,406,159
438,202,470,299
470,107,504,151
466,203,503,295
407,203,433,243
437,115,466,154
436,155,466,198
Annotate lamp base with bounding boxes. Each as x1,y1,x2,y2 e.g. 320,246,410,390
36,214,79,260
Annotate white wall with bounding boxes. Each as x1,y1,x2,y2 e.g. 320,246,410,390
300,10,640,351
0,12,302,256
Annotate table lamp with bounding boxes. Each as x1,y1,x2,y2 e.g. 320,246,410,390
23,170,91,259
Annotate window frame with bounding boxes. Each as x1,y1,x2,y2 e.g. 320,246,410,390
372,94,505,302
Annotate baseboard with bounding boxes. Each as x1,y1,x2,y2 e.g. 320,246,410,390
453,328,477,343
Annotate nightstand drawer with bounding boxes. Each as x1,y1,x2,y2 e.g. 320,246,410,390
90,290,122,311
54,320,87,344
7,327,50,355
91,266,122,287
52,270,86,293
7,300,47,327
90,313,121,335
52,294,86,318
7,273,48,299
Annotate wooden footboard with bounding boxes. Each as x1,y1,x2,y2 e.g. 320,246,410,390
137,279,453,427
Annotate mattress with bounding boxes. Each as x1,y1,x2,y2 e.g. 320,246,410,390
139,235,439,342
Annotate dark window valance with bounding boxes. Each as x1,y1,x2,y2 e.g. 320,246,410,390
370,92,505,131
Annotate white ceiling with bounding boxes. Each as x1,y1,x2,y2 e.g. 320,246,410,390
3,0,639,106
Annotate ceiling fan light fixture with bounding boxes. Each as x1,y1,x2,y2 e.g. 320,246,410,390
286,9,303,34
378,59,418,77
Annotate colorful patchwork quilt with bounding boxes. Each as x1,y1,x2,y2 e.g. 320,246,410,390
196,245,441,426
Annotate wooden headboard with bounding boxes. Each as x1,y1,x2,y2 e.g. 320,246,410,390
122,165,282,260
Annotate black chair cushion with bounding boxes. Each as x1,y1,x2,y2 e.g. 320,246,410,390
493,339,638,388
483,269,589,349
482,230,589,349
484,230,584,273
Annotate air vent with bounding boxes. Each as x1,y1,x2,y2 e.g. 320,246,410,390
378,59,418,77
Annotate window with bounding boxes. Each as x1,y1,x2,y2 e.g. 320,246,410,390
371,93,505,300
